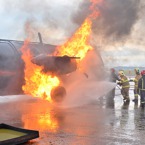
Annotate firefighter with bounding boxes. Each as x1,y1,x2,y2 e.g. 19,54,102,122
109,68,120,83
118,70,130,102
138,70,145,108
106,68,120,107
132,68,141,102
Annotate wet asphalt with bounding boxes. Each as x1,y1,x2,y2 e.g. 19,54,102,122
1,86,145,145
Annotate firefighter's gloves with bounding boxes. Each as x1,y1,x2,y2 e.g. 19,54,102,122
117,81,122,86
129,79,134,82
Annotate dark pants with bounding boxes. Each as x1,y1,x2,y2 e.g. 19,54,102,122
140,90,145,103
121,88,130,100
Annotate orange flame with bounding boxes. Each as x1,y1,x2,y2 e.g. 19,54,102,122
21,0,103,101
20,0,103,134
54,18,93,60
21,40,60,101
89,0,103,19
22,103,59,132
38,114,58,131
22,113,58,132
54,0,103,60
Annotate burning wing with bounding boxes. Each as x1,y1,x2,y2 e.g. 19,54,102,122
31,54,79,75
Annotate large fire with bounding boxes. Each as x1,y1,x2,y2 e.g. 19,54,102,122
21,0,103,133
54,18,93,61
21,0,102,102
21,40,60,101
54,0,103,63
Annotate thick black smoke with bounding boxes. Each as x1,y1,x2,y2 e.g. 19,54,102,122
94,0,140,39
73,0,141,41
72,1,91,26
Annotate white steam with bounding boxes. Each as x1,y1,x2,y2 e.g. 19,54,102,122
57,50,116,108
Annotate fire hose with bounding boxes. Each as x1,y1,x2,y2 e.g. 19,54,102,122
115,85,123,97
116,85,121,90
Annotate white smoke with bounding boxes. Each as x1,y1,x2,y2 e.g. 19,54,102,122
0,0,83,44
56,50,116,108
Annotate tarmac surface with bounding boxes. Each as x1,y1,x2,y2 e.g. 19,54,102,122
1,85,145,145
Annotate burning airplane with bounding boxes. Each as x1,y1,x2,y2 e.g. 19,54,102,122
0,0,104,103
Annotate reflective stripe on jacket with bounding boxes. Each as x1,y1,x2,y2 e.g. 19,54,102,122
138,75,145,91
120,76,130,88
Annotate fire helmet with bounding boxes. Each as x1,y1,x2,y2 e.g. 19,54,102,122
141,70,145,75
134,68,140,74
118,70,124,76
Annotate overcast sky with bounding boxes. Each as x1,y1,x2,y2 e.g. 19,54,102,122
0,0,145,67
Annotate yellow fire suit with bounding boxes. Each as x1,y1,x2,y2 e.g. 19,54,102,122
119,75,130,101
133,74,141,100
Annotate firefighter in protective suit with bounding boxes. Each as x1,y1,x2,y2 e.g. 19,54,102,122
118,70,130,102
138,70,145,108
132,68,141,102
106,68,120,107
